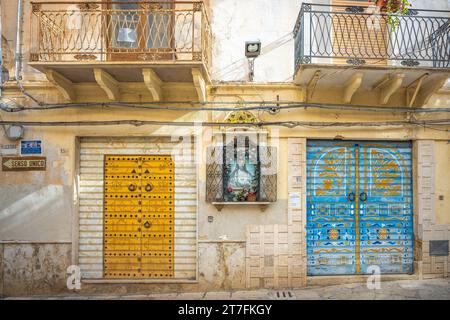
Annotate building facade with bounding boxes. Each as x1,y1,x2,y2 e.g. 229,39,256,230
0,0,449,296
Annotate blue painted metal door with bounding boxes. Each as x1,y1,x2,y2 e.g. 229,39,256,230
306,140,413,275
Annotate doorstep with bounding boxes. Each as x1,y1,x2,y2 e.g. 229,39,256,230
307,273,420,287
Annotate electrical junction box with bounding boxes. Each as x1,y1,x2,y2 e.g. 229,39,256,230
429,240,449,256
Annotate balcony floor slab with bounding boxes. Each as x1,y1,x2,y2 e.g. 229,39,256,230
295,64,450,107
28,61,209,84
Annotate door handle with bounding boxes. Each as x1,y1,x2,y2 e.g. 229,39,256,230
360,192,367,202
144,221,151,229
348,192,355,202
145,183,153,192
128,183,137,191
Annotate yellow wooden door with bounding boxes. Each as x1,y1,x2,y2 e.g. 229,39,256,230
103,155,174,279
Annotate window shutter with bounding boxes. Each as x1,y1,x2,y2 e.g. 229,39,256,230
206,146,224,202
258,146,277,202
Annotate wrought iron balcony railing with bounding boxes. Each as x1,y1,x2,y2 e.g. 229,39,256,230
29,1,211,68
294,3,450,70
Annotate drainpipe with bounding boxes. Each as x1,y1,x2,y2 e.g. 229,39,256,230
15,0,40,104
15,0,23,83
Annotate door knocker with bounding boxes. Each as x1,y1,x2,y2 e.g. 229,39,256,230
360,192,368,202
348,192,356,202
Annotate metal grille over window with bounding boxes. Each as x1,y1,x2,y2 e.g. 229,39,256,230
206,146,224,202
259,146,278,202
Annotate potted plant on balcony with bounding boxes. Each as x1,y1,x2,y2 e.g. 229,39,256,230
246,190,257,202
372,0,412,28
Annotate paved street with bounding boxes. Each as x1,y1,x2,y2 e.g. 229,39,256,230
3,279,450,300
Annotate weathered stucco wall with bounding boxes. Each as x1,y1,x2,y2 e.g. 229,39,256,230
209,0,298,82
0,242,244,296
0,131,73,242
410,0,449,11
1,243,71,296
198,242,245,290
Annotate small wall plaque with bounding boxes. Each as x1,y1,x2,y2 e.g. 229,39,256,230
20,140,42,155
289,192,301,209
1,144,18,156
429,240,449,256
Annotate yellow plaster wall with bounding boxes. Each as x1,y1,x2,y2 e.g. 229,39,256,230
435,140,450,225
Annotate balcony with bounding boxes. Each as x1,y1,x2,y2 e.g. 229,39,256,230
293,3,450,107
29,1,211,102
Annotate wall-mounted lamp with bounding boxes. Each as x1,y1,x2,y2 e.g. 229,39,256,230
245,40,261,81
245,40,261,58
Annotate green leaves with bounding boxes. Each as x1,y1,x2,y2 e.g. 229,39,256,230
381,0,412,29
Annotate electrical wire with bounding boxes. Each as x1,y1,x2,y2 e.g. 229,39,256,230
1,118,449,129
417,124,450,132
212,32,293,80
2,100,450,114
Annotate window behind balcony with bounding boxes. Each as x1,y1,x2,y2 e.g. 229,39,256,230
107,0,175,60
110,1,140,49
332,0,388,65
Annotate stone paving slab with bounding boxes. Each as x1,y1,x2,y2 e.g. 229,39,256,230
291,289,322,300
204,292,232,300
177,292,208,300
2,279,449,300
230,290,271,300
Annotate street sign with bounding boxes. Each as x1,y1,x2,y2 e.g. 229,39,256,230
20,140,42,155
2,156,46,171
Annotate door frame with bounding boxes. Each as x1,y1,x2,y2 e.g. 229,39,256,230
72,135,199,284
